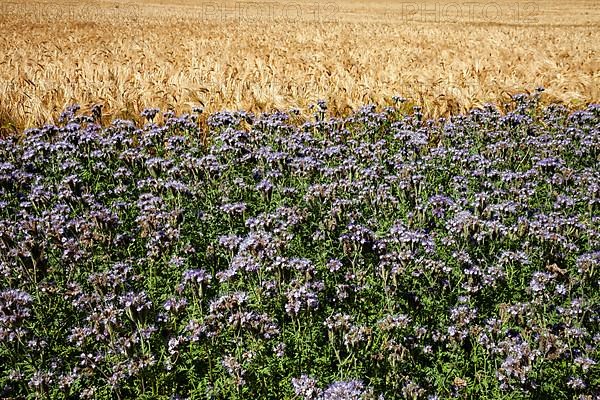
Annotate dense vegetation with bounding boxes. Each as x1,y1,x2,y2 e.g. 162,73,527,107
2,0,599,132
1,92,598,399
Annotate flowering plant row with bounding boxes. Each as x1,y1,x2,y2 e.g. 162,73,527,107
0,92,598,399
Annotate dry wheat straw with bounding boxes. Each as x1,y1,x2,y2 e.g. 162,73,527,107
0,0,598,131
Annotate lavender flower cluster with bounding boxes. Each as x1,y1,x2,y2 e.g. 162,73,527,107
0,94,598,399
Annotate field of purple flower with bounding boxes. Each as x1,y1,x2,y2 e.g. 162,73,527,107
0,91,599,399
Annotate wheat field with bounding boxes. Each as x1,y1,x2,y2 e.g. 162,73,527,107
0,0,598,131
